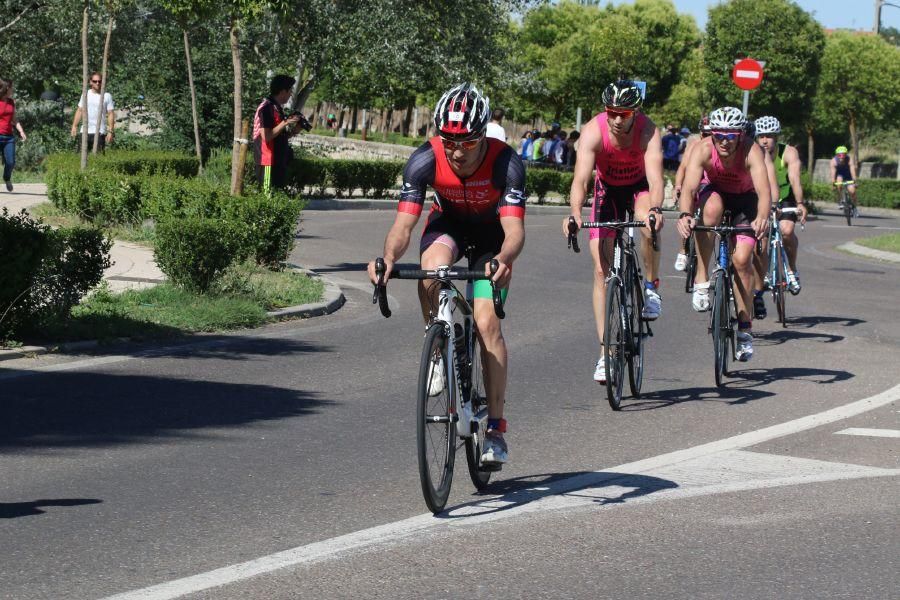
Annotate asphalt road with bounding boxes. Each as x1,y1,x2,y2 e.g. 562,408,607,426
2,205,898,600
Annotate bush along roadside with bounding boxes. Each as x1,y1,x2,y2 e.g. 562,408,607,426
801,172,900,209
0,208,111,341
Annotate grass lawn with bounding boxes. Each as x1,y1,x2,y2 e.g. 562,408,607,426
857,232,900,254
30,202,157,246
7,170,45,184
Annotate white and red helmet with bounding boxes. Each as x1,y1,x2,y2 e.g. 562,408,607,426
433,83,491,141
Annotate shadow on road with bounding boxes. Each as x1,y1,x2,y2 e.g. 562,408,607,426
789,315,866,328
0,498,102,519
754,329,844,346
309,262,370,274
0,371,334,451
438,470,678,519
726,366,853,386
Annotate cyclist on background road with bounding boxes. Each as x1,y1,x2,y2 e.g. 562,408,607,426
673,115,711,297
831,145,858,216
676,107,772,362
367,83,526,466
755,116,806,296
564,79,665,383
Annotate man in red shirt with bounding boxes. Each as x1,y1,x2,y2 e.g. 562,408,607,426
252,74,309,194
0,79,27,192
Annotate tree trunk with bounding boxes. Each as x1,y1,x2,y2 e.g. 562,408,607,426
401,102,414,137
350,106,358,134
229,19,243,196
183,29,203,174
806,125,815,175
79,1,89,171
849,111,860,175
382,108,393,142
93,13,113,154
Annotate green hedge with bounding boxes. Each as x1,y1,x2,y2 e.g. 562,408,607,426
801,173,900,209
155,217,243,293
0,208,110,339
287,157,403,198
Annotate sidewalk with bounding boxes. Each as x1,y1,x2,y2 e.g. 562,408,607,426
0,183,165,292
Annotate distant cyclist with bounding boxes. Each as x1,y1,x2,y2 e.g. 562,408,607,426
565,79,665,383
677,107,771,362
367,83,526,466
831,145,858,216
755,116,806,295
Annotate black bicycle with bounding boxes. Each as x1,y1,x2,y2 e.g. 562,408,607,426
835,180,855,226
691,212,755,387
568,213,658,410
373,255,504,514
682,206,701,294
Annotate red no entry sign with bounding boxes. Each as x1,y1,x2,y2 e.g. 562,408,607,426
732,58,764,91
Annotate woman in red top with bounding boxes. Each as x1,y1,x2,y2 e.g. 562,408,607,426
0,79,27,192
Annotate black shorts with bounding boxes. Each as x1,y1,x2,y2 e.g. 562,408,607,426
419,209,504,271
777,195,798,222
591,177,650,237
703,188,758,229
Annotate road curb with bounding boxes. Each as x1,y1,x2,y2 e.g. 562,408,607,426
0,268,346,362
837,241,900,264
304,198,693,216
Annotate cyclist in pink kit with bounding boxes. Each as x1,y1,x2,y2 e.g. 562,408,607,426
676,107,771,362
564,80,665,383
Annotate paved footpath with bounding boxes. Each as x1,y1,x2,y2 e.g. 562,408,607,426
1,183,165,292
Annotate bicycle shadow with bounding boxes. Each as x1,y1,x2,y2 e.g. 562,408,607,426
725,366,853,387
620,384,775,410
437,470,678,519
0,498,102,519
753,329,844,346
789,315,866,328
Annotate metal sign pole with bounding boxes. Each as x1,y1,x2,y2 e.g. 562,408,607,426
742,90,750,117
576,107,582,132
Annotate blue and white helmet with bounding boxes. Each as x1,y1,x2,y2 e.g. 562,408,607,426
754,115,781,136
708,106,747,131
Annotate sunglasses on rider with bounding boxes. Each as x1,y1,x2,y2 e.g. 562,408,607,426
441,136,482,151
606,107,635,120
712,131,741,141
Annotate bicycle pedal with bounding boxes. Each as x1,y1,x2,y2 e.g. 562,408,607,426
481,463,503,472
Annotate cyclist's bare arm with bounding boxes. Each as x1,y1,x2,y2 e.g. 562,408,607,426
565,118,602,233
641,121,665,221
493,216,525,286
677,139,708,238
829,160,836,183
763,149,780,207
746,143,773,237
784,145,807,222
850,160,858,181
674,137,701,197
367,212,418,284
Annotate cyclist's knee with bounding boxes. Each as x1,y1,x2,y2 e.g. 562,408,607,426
474,309,502,342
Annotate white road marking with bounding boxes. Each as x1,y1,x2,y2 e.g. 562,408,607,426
100,384,900,600
835,427,900,438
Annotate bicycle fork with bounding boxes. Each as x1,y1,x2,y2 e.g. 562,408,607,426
436,289,477,439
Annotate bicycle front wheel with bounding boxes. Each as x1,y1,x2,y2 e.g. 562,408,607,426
843,190,852,226
773,246,786,327
463,331,492,490
627,267,645,398
711,272,729,387
604,277,627,410
417,322,456,513
684,234,698,294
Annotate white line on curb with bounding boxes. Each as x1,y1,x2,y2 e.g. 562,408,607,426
99,383,900,600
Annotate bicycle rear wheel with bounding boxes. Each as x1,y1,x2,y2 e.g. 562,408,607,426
463,330,492,490
417,322,456,513
711,272,729,387
684,234,698,294
627,266,645,398
604,277,627,410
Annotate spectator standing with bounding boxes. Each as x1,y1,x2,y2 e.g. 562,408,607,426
71,72,114,151
566,130,580,168
519,130,533,160
678,127,690,163
252,74,306,194
0,79,26,192
486,108,506,142
553,130,568,165
542,130,557,162
531,130,547,161
661,124,681,171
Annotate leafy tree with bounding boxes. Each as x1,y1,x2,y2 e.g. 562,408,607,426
816,30,900,170
704,0,825,134
647,46,707,129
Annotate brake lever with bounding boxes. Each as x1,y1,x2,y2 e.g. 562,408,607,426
648,213,659,251
489,259,506,320
373,257,391,318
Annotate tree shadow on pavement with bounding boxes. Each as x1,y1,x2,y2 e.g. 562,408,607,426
0,371,334,451
437,470,678,519
308,262,371,274
0,498,102,519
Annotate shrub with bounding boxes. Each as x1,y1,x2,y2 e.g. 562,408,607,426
221,192,304,267
154,217,242,293
526,167,560,204
288,156,328,196
362,161,404,197
327,159,360,197
0,209,111,339
556,171,575,202
801,172,900,208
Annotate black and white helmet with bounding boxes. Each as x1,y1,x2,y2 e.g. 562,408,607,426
433,83,491,141
754,115,781,136
708,106,747,131
601,80,643,109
